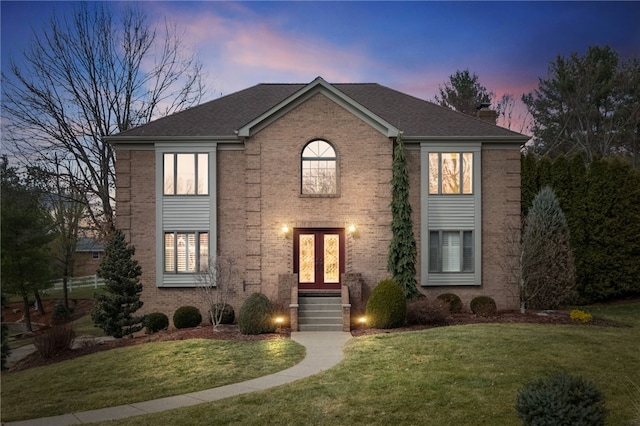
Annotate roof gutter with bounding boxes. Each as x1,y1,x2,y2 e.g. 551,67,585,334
402,135,531,145
104,135,241,144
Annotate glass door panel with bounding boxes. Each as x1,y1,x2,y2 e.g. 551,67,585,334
299,234,315,283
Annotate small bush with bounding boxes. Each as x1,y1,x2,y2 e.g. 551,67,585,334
1,321,9,370
437,293,464,313
144,312,169,333
173,306,202,329
52,299,73,324
570,309,593,324
406,298,449,326
34,323,76,358
210,303,235,325
238,293,276,335
470,296,497,316
365,279,407,329
515,372,607,425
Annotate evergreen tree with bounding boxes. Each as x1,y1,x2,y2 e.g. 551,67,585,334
1,293,10,370
387,133,420,299
520,151,538,216
581,158,640,300
91,229,144,338
434,69,494,116
521,187,576,310
1,158,55,332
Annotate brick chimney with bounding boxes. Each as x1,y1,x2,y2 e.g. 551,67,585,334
476,102,498,125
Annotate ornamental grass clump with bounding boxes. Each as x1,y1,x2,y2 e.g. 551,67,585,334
34,323,76,358
515,372,607,426
570,309,593,323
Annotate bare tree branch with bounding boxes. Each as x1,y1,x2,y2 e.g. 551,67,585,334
2,2,206,236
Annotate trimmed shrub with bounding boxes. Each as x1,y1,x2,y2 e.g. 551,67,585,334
570,309,593,324
173,306,202,329
406,298,449,326
437,293,463,313
238,293,276,335
52,299,73,324
34,323,76,358
210,303,235,325
144,312,169,333
365,279,407,329
470,296,497,316
515,372,607,425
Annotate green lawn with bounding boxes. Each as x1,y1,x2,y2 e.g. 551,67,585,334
2,302,639,425
0,338,305,422
98,303,640,426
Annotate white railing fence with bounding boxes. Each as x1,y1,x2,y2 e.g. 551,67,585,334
49,274,106,291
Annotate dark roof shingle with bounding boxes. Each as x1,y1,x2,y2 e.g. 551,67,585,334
112,81,525,139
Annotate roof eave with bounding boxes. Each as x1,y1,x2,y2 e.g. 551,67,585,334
105,135,241,144
403,135,531,145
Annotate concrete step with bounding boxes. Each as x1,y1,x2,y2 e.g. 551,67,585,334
299,309,342,318
299,323,344,332
298,296,341,305
299,316,342,325
298,295,343,330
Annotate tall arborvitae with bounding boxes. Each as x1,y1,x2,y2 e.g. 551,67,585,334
91,230,143,338
582,158,640,300
387,133,420,299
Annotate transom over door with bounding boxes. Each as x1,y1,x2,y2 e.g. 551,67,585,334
294,229,345,290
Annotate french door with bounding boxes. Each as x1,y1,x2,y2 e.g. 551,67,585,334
294,228,344,290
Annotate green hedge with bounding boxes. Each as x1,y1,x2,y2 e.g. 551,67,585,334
522,153,640,302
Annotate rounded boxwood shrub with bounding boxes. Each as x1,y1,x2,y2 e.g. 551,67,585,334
515,372,607,425
238,293,276,335
365,279,407,329
173,306,202,329
209,303,235,325
470,296,497,316
436,293,463,313
144,312,169,334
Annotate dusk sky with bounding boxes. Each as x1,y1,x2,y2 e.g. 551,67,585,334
2,1,640,131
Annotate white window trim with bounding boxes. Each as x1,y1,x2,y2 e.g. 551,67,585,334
155,142,217,287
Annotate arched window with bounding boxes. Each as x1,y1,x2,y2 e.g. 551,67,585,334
301,140,337,195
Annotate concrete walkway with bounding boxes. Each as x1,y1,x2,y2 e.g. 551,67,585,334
5,332,352,426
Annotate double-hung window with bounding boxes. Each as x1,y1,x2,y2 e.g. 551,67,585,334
164,232,209,273
164,153,209,195
429,153,473,194
429,230,473,273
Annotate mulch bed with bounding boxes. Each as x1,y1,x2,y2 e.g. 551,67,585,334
2,299,627,373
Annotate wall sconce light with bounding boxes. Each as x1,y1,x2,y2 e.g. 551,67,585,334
281,225,292,239
347,224,358,238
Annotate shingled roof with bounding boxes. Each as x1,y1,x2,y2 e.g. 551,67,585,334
108,77,527,141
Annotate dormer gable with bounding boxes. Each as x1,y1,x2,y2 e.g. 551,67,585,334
236,77,400,138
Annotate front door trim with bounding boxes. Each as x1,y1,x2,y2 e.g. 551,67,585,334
293,228,345,290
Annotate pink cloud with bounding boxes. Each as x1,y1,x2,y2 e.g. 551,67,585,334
146,3,375,97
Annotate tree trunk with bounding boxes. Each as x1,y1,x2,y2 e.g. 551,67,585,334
22,295,33,333
33,290,45,316
63,275,70,310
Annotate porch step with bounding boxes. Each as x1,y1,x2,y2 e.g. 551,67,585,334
298,296,342,332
